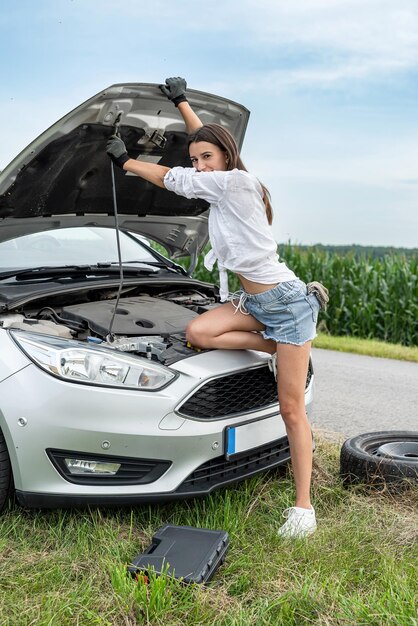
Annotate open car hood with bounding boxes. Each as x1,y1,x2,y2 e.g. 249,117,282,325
0,83,249,260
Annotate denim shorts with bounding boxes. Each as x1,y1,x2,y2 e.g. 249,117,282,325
240,279,320,346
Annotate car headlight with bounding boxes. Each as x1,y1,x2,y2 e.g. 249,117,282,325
10,331,176,391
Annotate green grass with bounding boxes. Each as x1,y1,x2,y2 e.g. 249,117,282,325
0,440,417,625
313,332,418,363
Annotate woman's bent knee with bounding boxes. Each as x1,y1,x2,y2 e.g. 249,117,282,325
186,319,211,348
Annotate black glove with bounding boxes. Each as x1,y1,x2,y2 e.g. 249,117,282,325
106,135,130,168
159,76,187,107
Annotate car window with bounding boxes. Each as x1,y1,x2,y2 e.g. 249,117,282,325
0,227,161,269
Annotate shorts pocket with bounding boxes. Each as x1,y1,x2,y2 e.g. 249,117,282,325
260,299,291,315
306,293,320,323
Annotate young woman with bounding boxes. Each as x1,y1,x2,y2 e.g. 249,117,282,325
106,77,327,538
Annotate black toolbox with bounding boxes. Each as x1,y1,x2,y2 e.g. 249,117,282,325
128,524,230,584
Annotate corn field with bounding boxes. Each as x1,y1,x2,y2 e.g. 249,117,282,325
190,245,418,347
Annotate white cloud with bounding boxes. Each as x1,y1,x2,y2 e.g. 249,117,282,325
66,0,418,59
124,0,418,88
245,0,418,54
5,0,418,94
214,0,418,90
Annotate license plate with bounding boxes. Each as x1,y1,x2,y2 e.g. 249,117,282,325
225,414,282,459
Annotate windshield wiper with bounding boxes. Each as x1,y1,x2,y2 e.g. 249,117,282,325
116,260,188,275
0,264,159,281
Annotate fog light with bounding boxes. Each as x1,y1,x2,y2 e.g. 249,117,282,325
64,457,121,475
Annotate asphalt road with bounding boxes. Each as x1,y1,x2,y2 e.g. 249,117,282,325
311,348,418,440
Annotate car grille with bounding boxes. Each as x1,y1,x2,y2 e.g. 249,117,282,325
175,437,290,495
178,361,313,420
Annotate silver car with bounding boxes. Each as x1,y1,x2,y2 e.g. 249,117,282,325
0,84,314,511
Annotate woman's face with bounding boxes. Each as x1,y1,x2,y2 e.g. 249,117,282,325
189,141,228,172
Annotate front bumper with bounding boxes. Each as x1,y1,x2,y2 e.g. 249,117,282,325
0,333,314,508
17,436,291,508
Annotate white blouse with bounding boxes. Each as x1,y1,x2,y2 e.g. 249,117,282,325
163,167,297,301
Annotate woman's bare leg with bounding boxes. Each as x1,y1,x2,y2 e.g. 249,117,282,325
186,302,276,353
276,341,313,508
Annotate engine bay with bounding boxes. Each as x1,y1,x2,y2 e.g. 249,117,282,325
0,286,219,365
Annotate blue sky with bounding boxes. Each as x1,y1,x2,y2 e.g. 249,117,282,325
1,0,418,248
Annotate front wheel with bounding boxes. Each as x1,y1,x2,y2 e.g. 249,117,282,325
0,429,13,512
340,431,418,488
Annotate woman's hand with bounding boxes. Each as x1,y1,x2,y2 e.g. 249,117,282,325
159,77,187,107
106,135,130,168
106,134,170,188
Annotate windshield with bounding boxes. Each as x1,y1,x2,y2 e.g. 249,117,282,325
0,227,162,269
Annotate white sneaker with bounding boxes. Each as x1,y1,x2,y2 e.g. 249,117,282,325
268,353,277,380
277,506,317,539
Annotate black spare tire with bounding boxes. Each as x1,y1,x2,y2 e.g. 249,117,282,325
340,431,418,487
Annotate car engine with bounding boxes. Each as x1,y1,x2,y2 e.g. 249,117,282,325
0,288,218,365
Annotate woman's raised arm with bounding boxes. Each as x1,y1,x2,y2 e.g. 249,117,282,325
159,77,203,133
176,100,203,133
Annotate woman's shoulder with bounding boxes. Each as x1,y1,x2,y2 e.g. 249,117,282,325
227,169,262,191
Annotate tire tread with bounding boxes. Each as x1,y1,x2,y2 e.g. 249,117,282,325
340,430,418,487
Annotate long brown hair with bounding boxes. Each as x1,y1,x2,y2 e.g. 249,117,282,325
187,124,273,225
